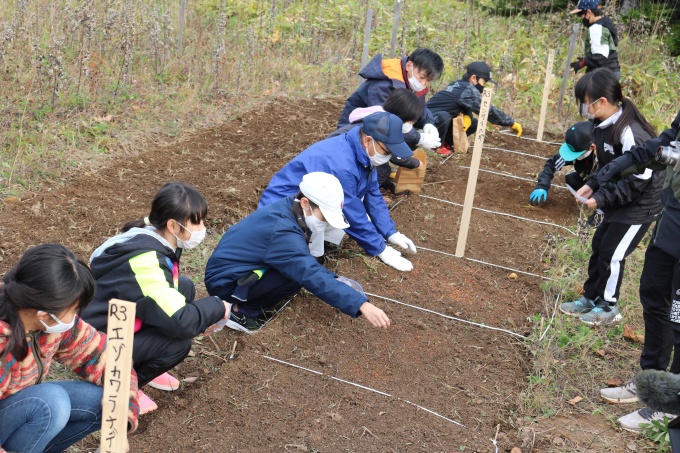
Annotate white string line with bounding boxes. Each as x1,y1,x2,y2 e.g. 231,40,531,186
498,129,562,146
483,146,547,159
457,165,568,190
262,355,465,427
539,293,561,342
418,194,576,236
365,291,526,339
415,246,553,281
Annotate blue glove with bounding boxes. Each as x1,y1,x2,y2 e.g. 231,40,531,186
529,188,547,206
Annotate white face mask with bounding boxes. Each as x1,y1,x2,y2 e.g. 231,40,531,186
39,311,76,334
304,209,328,257
175,222,206,249
581,98,602,120
409,74,426,92
402,122,414,134
577,149,593,160
368,140,392,167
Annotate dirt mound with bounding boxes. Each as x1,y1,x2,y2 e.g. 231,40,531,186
0,99,603,451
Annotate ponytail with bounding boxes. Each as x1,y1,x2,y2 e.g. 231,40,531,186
121,182,208,233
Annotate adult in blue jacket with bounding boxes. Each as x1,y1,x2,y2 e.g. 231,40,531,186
205,172,390,333
259,112,417,272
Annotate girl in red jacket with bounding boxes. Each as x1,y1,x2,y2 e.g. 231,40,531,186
0,244,139,453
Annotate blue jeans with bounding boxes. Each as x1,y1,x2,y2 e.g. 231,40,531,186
0,381,103,453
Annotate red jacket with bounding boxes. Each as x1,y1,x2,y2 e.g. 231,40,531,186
0,317,139,452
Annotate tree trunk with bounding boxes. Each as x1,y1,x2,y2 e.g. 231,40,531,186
620,0,641,15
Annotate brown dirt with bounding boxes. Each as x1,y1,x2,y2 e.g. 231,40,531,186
0,99,627,452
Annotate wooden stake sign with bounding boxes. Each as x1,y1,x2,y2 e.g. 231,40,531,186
100,299,136,453
536,50,555,142
455,86,494,257
394,149,427,194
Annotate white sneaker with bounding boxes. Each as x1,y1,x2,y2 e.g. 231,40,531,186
618,406,675,433
600,380,639,404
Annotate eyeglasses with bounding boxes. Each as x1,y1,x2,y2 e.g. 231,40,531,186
374,141,391,156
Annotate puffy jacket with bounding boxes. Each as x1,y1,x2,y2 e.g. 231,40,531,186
623,111,680,257
585,109,663,224
427,78,515,127
338,54,436,149
584,16,620,74
535,152,595,191
0,318,139,450
258,127,397,256
81,228,225,338
205,196,368,317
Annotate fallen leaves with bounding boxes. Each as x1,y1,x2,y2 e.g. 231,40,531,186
605,378,624,387
508,272,518,280
624,324,644,343
568,395,583,406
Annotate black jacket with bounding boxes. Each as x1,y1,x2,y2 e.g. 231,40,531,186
535,152,595,191
426,78,515,127
586,111,664,224
584,16,621,74
81,229,225,338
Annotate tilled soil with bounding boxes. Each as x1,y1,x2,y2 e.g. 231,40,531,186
0,98,620,452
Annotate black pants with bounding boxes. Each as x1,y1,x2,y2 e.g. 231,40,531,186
132,275,195,387
223,269,301,318
376,163,392,188
432,111,477,146
639,242,680,371
582,220,650,304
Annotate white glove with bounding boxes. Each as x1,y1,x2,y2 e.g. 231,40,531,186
388,232,417,254
417,131,441,150
378,246,413,272
423,123,439,139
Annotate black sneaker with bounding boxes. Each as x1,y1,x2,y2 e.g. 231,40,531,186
224,311,266,334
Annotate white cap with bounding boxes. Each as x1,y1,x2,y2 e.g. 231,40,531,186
299,172,350,229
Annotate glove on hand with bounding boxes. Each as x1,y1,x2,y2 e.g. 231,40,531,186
511,122,523,137
417,131,441,150
423,123,439,139
388,232,417,253
529,188,547,206
378,246,413,272
570,59,584,73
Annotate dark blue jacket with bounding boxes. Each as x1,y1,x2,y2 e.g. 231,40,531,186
337,54,436,149
204,196,368,317
258,127,397,256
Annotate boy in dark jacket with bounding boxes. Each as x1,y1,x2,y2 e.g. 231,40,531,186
530,121,596,205
338,48,444,152
427,61,522,156
570,0,621,79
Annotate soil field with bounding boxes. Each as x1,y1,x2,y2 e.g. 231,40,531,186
0,99,623,452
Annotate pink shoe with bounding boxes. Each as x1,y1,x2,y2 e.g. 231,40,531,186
148,372,180,391
138,390,158,415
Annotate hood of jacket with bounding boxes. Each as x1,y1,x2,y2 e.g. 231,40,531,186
89,228,177,279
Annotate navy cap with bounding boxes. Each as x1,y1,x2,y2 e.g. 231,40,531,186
466,61,494,83
362,112,413,158
559,121,594,161
570,0,599,13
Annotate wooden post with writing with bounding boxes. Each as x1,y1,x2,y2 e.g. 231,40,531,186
100,299,136,453
455,86,494,257
536,50,555,142
557,24,580,118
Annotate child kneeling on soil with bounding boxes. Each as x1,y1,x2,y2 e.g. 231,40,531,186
331,89,424,195
529,121,600,224
559,68,664,327
81,182,230,414
204,172,390,333
0,244,139,453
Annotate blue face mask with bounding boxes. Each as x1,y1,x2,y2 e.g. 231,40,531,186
39,311,76,334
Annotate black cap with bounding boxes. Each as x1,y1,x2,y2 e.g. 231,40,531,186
559,121,595,161
466,61,494,83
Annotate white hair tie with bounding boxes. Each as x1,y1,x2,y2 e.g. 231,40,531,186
143,216,152,226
